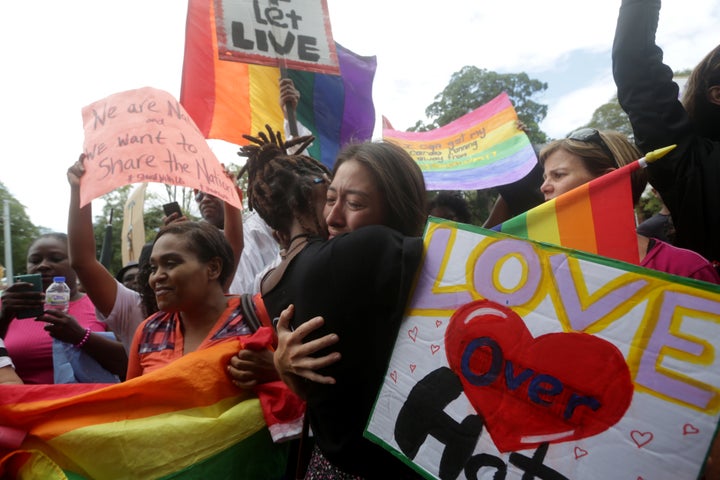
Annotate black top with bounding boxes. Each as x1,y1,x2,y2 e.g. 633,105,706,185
263,225,423,478
636,212,673,243
612,0,720,263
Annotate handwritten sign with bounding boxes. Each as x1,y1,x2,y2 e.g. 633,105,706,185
81,87,241,209
366,218,720,479
213,0,339,75
383,93,537,190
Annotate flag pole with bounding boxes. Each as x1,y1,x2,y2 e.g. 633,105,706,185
638,144,676,167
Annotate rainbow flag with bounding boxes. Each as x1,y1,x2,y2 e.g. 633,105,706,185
382,92,537,190
0,333,301,480
498,161,641,264
180,0,376,168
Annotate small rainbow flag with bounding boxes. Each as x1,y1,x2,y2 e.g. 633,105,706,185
0,333,301,480
180,0,376,168
382,92,537,190
499,161,641,264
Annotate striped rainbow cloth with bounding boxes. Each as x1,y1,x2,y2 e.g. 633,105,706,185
382,92,537,190
180,0,376,168
498,160,641,264
0,332,301,480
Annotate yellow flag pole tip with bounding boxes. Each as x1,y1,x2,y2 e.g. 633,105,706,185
643,144,677,164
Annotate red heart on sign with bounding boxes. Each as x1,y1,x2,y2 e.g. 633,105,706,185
445,300,633,453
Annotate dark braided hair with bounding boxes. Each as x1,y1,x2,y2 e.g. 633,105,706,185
238,125,332,237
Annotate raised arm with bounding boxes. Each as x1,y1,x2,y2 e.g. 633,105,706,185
67,154,119,317
222,169,244,292
612,0,692,151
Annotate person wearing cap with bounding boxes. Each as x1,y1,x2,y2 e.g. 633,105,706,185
115,261,140,293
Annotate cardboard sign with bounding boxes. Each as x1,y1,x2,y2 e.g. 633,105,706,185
366,218,720,479
213,0,339,75
81,87,241,209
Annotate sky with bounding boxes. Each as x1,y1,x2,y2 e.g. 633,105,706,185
1,0,719,234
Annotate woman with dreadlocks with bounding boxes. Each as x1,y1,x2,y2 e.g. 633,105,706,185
231,126,425,479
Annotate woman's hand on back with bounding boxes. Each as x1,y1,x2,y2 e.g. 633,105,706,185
273,304,341,394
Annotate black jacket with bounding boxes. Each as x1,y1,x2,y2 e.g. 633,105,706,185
612,0,720,263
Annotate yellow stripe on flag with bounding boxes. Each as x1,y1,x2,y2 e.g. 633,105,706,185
525,200,561,245
45,397,265,479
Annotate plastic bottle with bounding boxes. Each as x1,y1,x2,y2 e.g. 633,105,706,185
45,276,70,313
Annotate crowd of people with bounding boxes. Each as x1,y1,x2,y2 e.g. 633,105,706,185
1,0,719,477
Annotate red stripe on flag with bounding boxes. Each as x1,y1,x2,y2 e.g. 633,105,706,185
588,162,641,264
180,0,217,137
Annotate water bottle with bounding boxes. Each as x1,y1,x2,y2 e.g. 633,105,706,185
45,276,70,313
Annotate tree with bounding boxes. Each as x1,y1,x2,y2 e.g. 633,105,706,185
411,66,550,145
583,95,633,138
92,184,200,277
0,181,41,277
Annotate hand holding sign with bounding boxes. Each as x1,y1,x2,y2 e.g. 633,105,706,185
80,87,241,209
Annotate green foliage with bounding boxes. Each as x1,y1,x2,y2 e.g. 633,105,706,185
462,189,497,226
637,188,663,223
583,96,633,138
0,181,41,277
92,184,200,277
411,66,550,145
426,189,494,226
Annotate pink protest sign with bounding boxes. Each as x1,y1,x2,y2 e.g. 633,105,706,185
80,87,241,208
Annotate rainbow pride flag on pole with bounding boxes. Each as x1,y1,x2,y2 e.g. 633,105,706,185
499,161,641,264
180,0,376,168
382,92,537,190
0,335,300,480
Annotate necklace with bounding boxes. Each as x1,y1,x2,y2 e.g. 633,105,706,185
280,233,312,259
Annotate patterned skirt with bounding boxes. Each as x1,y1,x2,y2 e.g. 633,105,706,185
303,444,365,480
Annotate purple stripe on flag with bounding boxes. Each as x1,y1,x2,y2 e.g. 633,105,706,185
337,44,377,147
422,144,537,190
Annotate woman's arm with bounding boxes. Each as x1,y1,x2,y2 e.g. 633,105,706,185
37,310,128,380
612,0,692,150
222,168,244,292
0,366,22,384
67,155,119,317
0,339,22,384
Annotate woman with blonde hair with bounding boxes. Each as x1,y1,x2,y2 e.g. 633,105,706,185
539,128,719,283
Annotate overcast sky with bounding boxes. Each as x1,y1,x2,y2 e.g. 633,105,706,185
1,0,719,234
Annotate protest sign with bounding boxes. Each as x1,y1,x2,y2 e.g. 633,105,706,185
366,218,720,479
213,0,339,74
80,87,241,209
382,93,537,191
181,0,376,165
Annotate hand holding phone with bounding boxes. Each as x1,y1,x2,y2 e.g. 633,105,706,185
11,273,44,319
162,202,183,224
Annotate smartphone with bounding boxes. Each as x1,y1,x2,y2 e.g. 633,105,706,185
13,273,43,319
162,201,182,218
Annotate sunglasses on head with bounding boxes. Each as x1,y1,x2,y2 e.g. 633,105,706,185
567,128,618,167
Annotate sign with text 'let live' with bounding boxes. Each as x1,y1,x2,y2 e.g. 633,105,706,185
367,218,720,479
213,0,339,74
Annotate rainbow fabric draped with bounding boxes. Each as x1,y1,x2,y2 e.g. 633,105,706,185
499,161,641,264
180,0,376,168
0,333,300,480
